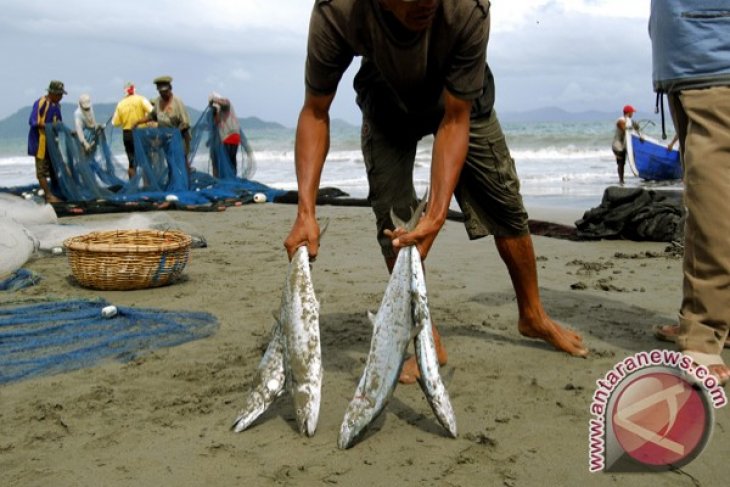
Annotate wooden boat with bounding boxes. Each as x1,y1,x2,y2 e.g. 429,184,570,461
626,130,682,181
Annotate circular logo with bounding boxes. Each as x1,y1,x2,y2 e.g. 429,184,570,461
611,369,712,468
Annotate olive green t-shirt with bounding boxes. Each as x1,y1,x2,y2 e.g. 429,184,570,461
305,0,494,135
150,95,191,131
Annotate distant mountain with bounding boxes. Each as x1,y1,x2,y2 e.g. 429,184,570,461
499,106,622,123
239,116,286,131
330,118,359,130
0,102,285,139
500,106,665,124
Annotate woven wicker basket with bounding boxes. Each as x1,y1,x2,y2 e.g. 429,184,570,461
64,229,192,290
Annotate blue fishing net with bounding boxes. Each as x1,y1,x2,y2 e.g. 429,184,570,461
41,109,285,208
45,123,115,202
0,298,218,384
189,106,256,181
0,269,41,292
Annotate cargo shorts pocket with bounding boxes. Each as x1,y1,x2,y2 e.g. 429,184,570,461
482,135,521,195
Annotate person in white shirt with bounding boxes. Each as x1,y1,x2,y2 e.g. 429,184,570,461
611,104,638,184
74,94,101,154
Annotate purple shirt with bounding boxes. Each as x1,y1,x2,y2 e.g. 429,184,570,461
28,96,63,158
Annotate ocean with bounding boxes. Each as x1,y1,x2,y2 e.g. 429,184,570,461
0,119,681,214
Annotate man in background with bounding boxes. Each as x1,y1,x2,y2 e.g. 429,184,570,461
611,104,638,185
112,82,153,178
138,76,192,171
650,1,730,384
208,92,243,178
27,80,66,203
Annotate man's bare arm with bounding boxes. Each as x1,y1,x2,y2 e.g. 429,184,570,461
283,91,336,259
390,89,472,259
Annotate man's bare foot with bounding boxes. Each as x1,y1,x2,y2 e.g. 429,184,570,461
45,195,62,204
684,351,730,386
399,352,448,385
399,325,448,385
518,315,588,357
655,324,730,348
708,364,730,386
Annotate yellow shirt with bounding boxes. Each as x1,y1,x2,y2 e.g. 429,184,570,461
112,94,153,130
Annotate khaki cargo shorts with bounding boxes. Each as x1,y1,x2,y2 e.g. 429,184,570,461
35,156,52,179
362,109,529,259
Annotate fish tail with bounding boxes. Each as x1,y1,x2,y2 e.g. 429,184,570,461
390,189,429,231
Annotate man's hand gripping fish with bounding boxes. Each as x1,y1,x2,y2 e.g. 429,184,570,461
338,200,457,449
232,227,325,437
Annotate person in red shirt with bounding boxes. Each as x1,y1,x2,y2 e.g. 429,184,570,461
208,92,242,178
611,105,638,184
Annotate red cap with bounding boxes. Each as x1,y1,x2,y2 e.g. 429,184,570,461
623,104,636,115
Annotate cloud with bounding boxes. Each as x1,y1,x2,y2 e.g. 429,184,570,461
489,1,653,112
0,0,655,124
491,0,649,32
230,68,253,82
0,1,312,56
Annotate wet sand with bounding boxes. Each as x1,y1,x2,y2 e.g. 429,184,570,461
1,204,727,486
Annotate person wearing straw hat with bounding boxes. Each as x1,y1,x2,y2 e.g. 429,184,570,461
27,80,66,203
136,76,192,170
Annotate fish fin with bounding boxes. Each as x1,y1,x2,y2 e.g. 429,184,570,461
318,218,330,241
390,208,408,230
367,310,377,327
441,366,456,388
389,190,429,232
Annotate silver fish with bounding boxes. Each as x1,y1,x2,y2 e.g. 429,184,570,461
412,252,457,438
280,245,322,437
337,241,421,449
338,197,457,448
338,202,427,449
232,319,286,432
232,245,322,436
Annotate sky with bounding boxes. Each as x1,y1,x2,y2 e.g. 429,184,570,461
0,0,654,127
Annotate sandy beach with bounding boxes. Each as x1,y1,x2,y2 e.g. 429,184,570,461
1,203,727,486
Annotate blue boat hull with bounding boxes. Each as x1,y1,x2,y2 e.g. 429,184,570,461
630,134,682,181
